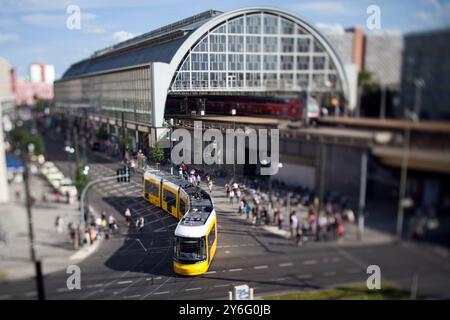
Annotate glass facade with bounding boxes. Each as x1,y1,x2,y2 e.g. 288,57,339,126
54,66,152,124
171,12,341,93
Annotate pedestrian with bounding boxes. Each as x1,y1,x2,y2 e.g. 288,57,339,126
108,215,117,231
136,216,145,233
296,219,303,246
196,173,201,187
290,210,298,240
245,201,253,220
278,210,284,230
239,198,246,215
101,217,107,237
84,228,91,246
124,207,132,226
66,191,71,204
229,189,235,204
317,214,328,241
235,187,241,202
179,166,184,179
55,215,64,233
225,183,231,198
181,161,187,174
207,177,213,194
0,224,7,246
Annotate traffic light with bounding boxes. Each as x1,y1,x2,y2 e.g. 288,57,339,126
116,168,123,182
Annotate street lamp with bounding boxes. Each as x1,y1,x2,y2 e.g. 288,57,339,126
231,108,236,179
64,146,75,180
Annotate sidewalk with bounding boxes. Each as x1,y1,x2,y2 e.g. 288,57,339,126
204,175,396,247
0,175,99,282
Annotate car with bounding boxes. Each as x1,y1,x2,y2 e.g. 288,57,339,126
49,176,71,189
40,162,57,175
58,184,78,198
45,171,65,184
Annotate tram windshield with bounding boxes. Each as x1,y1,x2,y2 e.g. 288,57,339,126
174,236,207,263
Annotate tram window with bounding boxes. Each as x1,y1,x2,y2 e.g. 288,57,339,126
163,189,177,209
208,226,216,249
175,236,207,262
179,199,187,215
145,180,159,197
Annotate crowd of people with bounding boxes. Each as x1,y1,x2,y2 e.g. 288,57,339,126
228,178,356,246
65,210,120,248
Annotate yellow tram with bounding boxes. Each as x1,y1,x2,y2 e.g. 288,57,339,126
143,170,217,276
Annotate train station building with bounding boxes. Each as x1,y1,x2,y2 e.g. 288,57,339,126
54,7,351,151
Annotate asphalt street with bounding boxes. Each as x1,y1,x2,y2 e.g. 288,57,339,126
0,134,449,300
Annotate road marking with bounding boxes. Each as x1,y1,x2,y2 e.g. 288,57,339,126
254,265,268,270
214,284,229,288
117,280,133,285
205,271,216,274
123,294,141,299
154,291,170,295
323,271,336,277
0,294,12,299
273,277,286,281
304,260,317,265
223,245,231,248
24,291,37,297
331,257,341,263
229,268,243,272
185,287,201,291
136,239,147,252
225,250,231,254
297,274,312,279
87,283,104,288
279,262,293,267
56,288,70,293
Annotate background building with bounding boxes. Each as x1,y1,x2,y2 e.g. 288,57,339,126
400,28,450,121
29,63,55,85
0,57,13,203
326,27,404,86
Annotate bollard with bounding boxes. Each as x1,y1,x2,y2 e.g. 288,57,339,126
250,287,254,300
228,291,233,300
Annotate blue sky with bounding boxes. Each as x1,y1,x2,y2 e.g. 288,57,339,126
1,0,449,79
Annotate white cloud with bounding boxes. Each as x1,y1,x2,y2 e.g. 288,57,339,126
0,33,18,42
112,31,135,43
85,27,106,34
316,22,345,34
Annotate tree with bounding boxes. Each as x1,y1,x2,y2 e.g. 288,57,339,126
150,142,164,164
10,127,45,155
120,129,132,152
96,126,109,141
74,161,89,193
358,70,380,92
